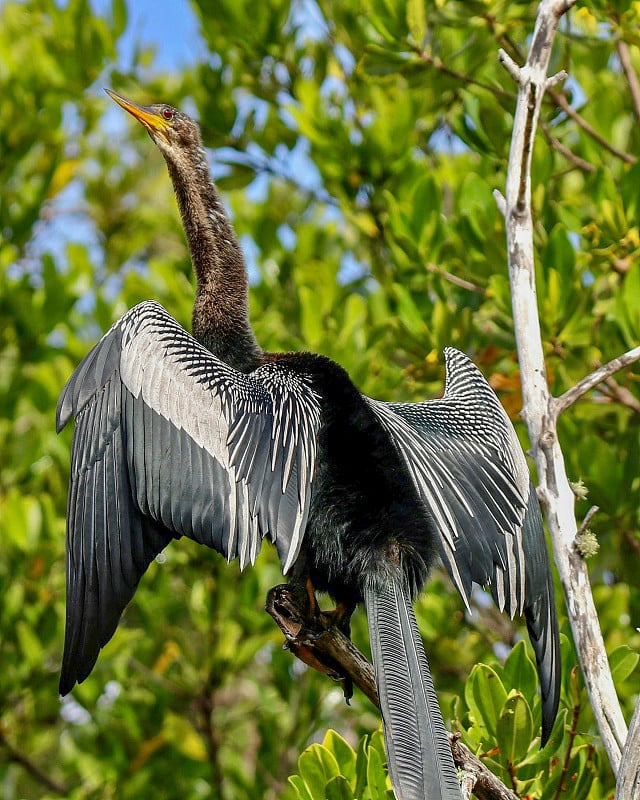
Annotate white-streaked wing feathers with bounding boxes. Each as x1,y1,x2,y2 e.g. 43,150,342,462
57,301,320,692
367,347,532,617
366,346,560,742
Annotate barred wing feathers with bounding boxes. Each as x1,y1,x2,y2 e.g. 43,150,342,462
57,301,321,693
367,347,560,741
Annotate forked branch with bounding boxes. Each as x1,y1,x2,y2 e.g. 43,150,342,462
500,0,631,778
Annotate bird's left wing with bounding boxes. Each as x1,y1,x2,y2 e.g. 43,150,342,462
57,301,321,693
366,347,560,741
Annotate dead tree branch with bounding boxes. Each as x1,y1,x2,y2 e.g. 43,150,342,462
500,0,629,777
553,345,640,416
448,735,519,800
615,696,640,800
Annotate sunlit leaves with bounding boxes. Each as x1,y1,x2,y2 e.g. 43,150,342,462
2,0,640,798
287,730,392,800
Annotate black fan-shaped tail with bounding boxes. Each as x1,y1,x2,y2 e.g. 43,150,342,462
365,579,462,800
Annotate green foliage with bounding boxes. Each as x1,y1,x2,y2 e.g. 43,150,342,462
1,0,639,798
286,729,393,800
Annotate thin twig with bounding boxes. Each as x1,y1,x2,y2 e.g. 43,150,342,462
426,262,486,294
552,697,582,800
576,505,600,538
546,87,636,164
414,32,635,171
460,770,476,800
493,189,507,217
539,120,596,172
411,45,518,101
552,345,640,417
623,530,640,558
617,39,640,123
0,732,68,795
498,49,521,83
602,375,640,414
448,735,520,800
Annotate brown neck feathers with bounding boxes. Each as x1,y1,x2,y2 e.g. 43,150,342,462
164,146,262,373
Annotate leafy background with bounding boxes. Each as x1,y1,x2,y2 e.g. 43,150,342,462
1,1,638,798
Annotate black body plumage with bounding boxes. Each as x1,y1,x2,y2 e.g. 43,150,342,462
57,92,561,800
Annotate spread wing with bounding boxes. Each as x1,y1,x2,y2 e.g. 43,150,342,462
367,347,560,742
57,300,321,694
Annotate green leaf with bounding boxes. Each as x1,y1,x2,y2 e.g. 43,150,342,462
458,172,495,247
363,0,406,41
288,775,313,800
216,163,257,191
299,285,324,347
298,745,341,800
609,645,639,685
496,691,534,763
613,260,640,345
323,730,357,783
465,664,508,739
366,741,390,800
111,0,127,37
354,735,370,798
326,776,354,800
360,44,408,77
412,174,441,220
520,708,568,767
392,283,428,337
503,640,538,703
16,620,44,667
544,224,576,282
406,0,427,43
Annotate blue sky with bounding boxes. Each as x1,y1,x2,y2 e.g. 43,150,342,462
94,0,205,70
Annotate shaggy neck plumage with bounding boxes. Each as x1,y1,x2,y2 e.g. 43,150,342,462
164,144,262,372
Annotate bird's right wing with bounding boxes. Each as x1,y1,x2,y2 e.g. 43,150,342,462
57,301,321,693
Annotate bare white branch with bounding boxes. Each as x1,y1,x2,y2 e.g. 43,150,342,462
498,48,522,83
615,697,640,800
502,0,630,777
493,188,507,218
546,69,568,89
553,345,640,417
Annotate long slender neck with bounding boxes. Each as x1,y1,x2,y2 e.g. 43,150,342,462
164,145,262,372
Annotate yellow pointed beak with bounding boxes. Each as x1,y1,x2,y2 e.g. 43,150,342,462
105,88,171,138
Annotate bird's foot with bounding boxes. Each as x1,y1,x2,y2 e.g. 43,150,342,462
265,584,358,704
319,602,354,638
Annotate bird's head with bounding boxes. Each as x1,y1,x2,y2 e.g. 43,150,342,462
106,88,202,160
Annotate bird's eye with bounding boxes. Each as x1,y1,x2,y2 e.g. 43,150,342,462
162,108,174,121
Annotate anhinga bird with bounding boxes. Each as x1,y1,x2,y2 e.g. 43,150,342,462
57,90,560,800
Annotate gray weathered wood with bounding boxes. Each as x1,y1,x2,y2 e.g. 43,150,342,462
500,0,631,777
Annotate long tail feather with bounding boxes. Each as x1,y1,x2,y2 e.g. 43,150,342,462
365,578,462,800
521,484,561,745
